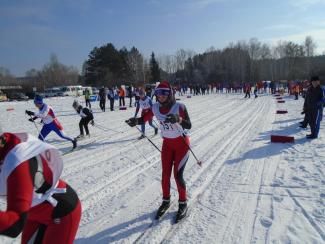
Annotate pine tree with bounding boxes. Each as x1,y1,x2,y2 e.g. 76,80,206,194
150,52,160,83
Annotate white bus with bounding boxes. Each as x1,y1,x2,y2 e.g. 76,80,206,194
59,85,84,96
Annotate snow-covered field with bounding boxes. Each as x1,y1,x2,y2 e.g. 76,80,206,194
0,92,324,244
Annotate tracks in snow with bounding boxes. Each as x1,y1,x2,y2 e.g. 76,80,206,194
134,96,271,243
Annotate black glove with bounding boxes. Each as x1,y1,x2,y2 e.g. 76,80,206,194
25,110,35,116
165,114,180,124
91,120,95,126
125,117,137,127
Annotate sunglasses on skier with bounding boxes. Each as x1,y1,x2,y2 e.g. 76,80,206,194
155,89,170,96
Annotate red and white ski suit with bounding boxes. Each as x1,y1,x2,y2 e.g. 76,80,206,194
142,102,191,202
0,133,81,244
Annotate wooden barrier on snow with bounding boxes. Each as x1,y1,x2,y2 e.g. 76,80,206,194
276,97,283,100
119,107,127,110
187,96,192,98
276,110,288,114
176,98,181,101
271,135,294,143
274,94,281,97
6,108,14,111
277,100,285,103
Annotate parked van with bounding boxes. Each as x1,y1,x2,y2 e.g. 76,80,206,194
59,85,83,96
44,87,64,97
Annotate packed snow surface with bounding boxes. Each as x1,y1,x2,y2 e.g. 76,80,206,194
0,93,324,243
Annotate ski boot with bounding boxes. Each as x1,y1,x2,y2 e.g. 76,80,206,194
138,134,145,140
154,127,158,135
155,199,170,220
306,134,317,139
72,139,77,149
75,134,85,140
175,201,188,223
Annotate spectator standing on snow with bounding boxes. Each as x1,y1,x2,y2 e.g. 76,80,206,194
294,84,300,100
119,86,125,107
300,81,312,128
98,87,106,112
304,76,324,139
244,84,251,98
84,88,91,108
127,85,133,107
107,87,115,111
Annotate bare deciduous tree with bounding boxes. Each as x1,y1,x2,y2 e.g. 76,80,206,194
127,47,145,83
39,54,79,89
0,67,18,86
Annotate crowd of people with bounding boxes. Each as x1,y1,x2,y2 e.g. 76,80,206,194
83,81,291,112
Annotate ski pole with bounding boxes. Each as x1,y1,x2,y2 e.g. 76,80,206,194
94,124,124,134
125,120,161,152
27,114,45,141
134,125,161,152
154,118,201,166
152,118,160,128
175,126,202,167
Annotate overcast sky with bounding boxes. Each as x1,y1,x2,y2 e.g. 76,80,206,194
1,0,325,76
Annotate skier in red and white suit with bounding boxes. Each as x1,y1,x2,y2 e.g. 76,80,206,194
0,132,81,243
126,81,192,220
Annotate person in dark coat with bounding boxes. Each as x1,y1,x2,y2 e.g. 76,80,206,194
98,87,106,112
304,76,324,139
300,82,312,128
127,86,133,107
107,87,115,111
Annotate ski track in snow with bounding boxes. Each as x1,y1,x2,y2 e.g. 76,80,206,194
0,93,324,244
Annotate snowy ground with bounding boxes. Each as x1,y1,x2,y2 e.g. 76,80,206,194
0,92,324,244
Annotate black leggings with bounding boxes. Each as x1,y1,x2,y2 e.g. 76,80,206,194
85,99,91,108
79,117,91,135
100,100,106,111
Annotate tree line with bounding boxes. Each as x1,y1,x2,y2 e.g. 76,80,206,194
179,36,324,84
83,36,324,87
1,36,325,92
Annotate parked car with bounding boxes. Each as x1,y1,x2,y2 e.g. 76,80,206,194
0,90,7,102
7,93,29,101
